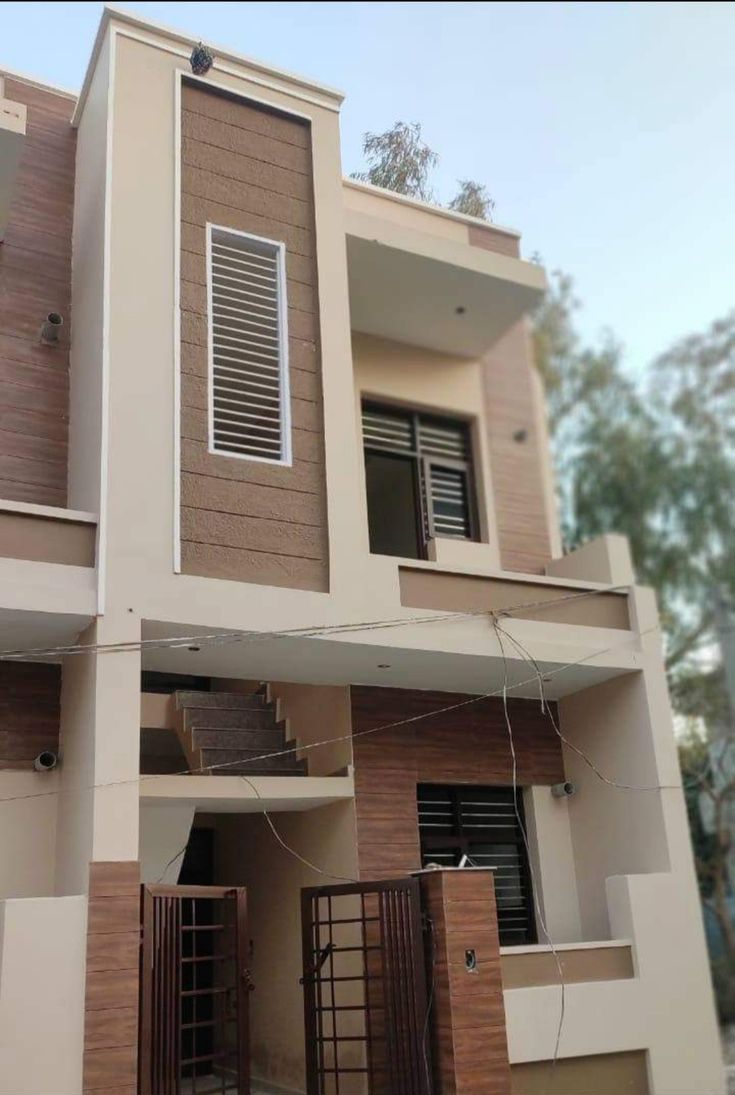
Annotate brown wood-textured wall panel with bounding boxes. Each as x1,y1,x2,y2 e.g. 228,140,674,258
467,223,520,259
483,322,554,574
179,83,329,591
0,79,75,507
419,870,511,1094
83,861,140,1094
0,661,60,769
351,686,563,881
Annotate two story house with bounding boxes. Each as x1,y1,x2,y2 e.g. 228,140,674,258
0,7,724,1094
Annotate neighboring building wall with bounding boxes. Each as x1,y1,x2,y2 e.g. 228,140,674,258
0,661,60,769
179,82,329,591
67,31,110,518
0,78,75,507
351,686,563,880
0,895,87,1095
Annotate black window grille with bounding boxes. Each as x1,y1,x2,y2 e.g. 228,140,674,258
362,402,478,559
417,784,536,946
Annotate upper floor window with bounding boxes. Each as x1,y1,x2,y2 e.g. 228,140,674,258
361,401,478,559
207,224,291,464
417,784,536,946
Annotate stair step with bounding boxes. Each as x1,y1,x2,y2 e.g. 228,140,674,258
175,690,265,711
207,766,308,777
198,748,306,774
191,728,286,750
183,708,278,731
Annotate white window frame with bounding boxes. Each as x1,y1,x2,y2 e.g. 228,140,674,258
206,221,292,466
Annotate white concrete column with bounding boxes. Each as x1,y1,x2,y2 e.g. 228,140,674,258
525,785,582,944
54,612,141,895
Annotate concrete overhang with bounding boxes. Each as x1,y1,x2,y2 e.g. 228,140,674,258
140,774,355,812
141,617,640,702
0,92,26,242
345,207,546,357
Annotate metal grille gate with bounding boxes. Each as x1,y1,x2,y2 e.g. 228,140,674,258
139,885,250,1094
301,878,432,1095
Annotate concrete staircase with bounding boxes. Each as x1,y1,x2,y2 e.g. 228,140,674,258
172,687,307,777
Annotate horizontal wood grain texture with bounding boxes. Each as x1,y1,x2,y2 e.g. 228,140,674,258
500,943,634,989
0,510,95,566
399,568,630,630
468,223,520,259
83,861,140,1094
482,322,554,574
180,83,329,591
510,1051,649,1095
0,661,60,769
419,870,511,1094
0,80,75,507
351,686,563,882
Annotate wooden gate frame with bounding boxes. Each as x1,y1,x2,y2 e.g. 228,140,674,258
139,884,250,1094
301,877,432,1095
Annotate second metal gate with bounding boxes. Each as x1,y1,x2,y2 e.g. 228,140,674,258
140,884,251,1094
301,877,432,1095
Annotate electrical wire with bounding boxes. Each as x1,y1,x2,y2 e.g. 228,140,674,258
0,580,631,664
0,621,664,808
237,772,358,883
494,620,565,1095
493,619,681,793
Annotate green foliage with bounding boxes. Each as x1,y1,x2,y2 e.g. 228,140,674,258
449,180,495,221
351,123,495,218
533,274,735,688
679,730,717,899
351,121,438,202
535,274,735,993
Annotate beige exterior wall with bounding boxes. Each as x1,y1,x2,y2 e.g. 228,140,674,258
268,681,353,775
68,28,109,519
510,1050,649,1095
353,331,501,566
0,895,87,1094
0,773,58,898
208,801,359,1090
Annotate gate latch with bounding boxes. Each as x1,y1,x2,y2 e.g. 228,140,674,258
299,942,334,985
241,967,256,991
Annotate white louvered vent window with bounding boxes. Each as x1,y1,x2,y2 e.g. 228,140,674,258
207,224,291,464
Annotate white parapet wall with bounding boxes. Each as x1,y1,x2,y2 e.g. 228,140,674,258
503,871,725,1095
0,895,87,1095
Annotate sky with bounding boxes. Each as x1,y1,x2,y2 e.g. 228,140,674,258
1,0,733,375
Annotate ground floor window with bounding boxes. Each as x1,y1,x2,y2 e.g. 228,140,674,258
417,784,536,945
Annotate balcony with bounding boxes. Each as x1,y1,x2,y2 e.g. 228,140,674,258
0,499,97,648
344,179,546,357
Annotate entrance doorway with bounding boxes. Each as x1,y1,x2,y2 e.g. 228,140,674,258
139,884,251,1094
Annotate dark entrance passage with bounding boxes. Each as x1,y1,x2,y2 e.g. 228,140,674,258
301,877,432,1095
139,884,251,1094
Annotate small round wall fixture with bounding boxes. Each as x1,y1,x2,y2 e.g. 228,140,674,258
455,305,466,315
513,428,528,443
190,42,215,75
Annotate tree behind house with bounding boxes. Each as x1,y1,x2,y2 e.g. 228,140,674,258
351,121,438,201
